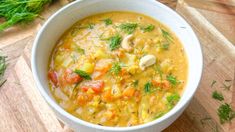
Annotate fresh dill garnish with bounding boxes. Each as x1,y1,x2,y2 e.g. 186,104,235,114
161,28,173,42
74,69,91,80
110,62,121,75
0,0,51,31
109,35,122,51
161,43,170,50
118,23,138,34
212,91,224,101
160,28,173,50
77,47,85,54
217,103,235,124
88,23,95,29
167,75,179,86
0,55,7,87
211,80,217,88
141,24,155,32
166,93,180,109
133,80,139,87
102,18,112,26
144,82,152,93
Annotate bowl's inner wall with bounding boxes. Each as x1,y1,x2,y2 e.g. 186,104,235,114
34,0,202,126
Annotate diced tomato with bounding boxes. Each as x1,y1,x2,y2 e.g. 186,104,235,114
81,86,89,92
48,70,58,86
81,80,105,94
64,69,82,84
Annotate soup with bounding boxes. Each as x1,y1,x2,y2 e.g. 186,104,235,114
48,12,188,127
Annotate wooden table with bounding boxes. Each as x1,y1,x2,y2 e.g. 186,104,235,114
0,0,234,131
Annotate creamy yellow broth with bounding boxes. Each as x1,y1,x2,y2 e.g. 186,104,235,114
48,12,188,127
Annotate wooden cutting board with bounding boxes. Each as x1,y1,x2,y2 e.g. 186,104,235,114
0,0,234,131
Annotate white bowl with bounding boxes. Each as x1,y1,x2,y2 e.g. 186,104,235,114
31,0,203,131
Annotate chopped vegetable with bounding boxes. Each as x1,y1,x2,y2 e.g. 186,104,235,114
74,69,91,80
154,65,163,81
0,0,51,31
166,75,179,86
141,24,155,32
152,80,170,89
110,62,121,75
123,87,135,97
166,93,180,108
64,69,82,84
144,82,152,93
109,35,122,51
119,23,138,34
81,80,104,94
102,89,113,102
0,55,7,87
211,80,217,88
217,103,235,124
48,70,58,86
102,18,112,26
212,91,224,101
80,62,94,74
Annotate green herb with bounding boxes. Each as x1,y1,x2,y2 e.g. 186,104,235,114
0,55,7,87
144,82,152,93
141,24,155,32
77,47,85,54
167,75,179,86
212,91,224,101
74,69,91,80
211,80,217,88
161,28,173,42
161,43,169,50
110,62,121,75
133,80,139,87
109,35,122,51
160,28,173,50
119,23,138,34
88,23,95,29
102,18,112,26
217,103,235,124
166,93,180,108
221,82,231,91
0,0,51,31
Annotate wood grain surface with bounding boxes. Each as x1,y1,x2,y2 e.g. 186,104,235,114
0,0,234,132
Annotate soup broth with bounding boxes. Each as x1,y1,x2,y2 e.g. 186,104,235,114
48,12,188,127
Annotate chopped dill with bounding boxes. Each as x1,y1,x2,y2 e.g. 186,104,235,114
110,62,122,75
102,18,112,26
109,35,122,51
118,23,138,34
212,91,224,101
217,103,235,124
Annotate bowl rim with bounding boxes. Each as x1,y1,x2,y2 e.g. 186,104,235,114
31,0,203,131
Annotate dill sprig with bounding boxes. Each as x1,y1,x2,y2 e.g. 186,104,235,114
212,91,224,101
0,0,51,31
110,62,121,75
118,23,138,34
217,103,235,124
109,35,122,51
144,82,152,93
